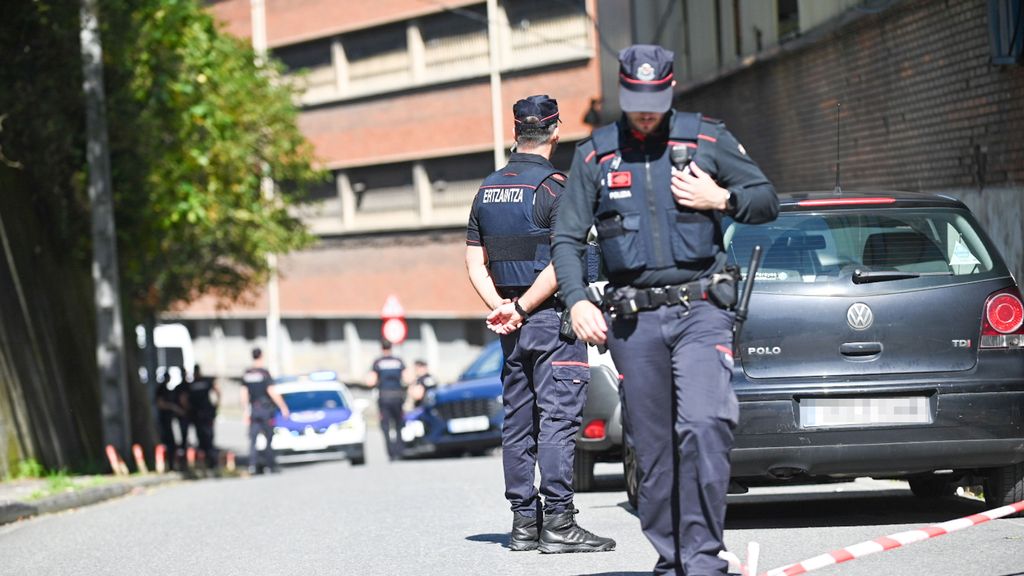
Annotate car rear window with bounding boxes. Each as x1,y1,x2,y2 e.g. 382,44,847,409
283,390,348,411
724,207,1008,295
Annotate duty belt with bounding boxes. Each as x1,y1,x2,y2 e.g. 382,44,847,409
605,280,708,318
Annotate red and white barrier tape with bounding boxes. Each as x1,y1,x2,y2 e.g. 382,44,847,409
763,500,1024,576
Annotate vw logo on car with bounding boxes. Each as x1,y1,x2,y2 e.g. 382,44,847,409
847,302,874,330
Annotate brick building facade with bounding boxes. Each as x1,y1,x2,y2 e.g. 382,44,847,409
675,0,1023,280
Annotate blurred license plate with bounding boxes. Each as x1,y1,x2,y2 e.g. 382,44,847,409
293,434,328,451
799,396,931,428
447,416,490,434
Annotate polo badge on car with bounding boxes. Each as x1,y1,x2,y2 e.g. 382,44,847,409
847,302,873,330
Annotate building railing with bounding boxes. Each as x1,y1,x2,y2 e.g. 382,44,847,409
276,1,593,107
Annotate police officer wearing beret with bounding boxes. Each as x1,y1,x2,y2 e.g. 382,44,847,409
466,95,614,554
552,46,778,575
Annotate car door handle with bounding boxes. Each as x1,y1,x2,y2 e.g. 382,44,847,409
840,342,883,356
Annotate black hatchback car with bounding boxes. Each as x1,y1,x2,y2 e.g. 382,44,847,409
621,191,1024,512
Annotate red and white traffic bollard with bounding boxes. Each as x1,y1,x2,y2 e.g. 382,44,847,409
105,445,126,476
132,444,149,474
186,447,196,471
154,444,166,474
225,451,236,473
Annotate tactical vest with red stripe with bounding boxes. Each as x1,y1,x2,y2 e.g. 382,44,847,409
591,111,721,280
476,161,563,288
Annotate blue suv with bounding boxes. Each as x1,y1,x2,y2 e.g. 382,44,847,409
400,340,504,457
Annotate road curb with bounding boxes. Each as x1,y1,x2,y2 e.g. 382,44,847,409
0,473,184,527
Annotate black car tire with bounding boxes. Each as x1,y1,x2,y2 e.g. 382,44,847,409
623,442,640,510
984,462,1024,518
908,477,953,499
574,448,596,492
350,447,366,466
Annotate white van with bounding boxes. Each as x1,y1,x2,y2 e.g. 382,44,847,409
137,323,195,389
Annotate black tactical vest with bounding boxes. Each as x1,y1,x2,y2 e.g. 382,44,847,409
476,161,562,287
590,112,721,280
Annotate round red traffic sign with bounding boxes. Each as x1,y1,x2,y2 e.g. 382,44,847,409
382,317,408,344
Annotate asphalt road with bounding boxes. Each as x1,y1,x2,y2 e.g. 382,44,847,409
1,422,1022,576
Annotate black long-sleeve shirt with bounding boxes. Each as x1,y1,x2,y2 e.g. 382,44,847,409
552,113,779,309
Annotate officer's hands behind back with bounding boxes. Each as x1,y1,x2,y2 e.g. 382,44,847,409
486,302,523,335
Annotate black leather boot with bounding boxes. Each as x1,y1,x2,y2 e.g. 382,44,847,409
538,509,615,553
509,512,539,551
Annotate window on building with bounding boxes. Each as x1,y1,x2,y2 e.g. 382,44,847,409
465,318,487,347
345,23,410,94
348,162,417,213
421,4,489,82
312,319,328,344
989,0,1023,64
274,38,336,101
243,320,258,342
504,0,590,69
777,0,800,42
425,152,493,210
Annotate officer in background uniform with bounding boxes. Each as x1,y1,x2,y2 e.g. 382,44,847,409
185,363,220,469
154,370,186,470
408,359,437,408
240,347,290,474
466,95,614,554
366,340,407,461
552,45,778,575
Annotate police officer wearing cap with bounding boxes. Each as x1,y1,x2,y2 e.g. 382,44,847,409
552,45,778,575
466,95,615,554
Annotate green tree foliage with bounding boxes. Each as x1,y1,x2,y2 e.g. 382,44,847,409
106,0,320,317
1,0,320,320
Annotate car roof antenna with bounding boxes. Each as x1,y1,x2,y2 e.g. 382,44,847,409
833,102,842,196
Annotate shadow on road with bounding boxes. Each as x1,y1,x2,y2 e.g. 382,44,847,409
465,533,510,548
725,492,987,529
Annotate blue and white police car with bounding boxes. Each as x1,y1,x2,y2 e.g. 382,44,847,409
271,371,368,466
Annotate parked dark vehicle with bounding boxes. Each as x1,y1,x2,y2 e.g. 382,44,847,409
619,191,1024,514
401,335,628,476
401,340,504,457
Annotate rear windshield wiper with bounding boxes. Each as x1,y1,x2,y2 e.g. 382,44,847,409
852,269,952,284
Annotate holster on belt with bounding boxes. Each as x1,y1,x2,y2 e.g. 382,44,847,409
706,265,740,310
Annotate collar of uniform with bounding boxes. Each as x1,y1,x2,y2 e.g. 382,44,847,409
620,113,671,145
508,152,553,167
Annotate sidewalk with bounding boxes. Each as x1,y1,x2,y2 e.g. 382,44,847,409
0,473,183,526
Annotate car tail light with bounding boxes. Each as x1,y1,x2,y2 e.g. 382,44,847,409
980,287,1024,349
582,419,606,440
